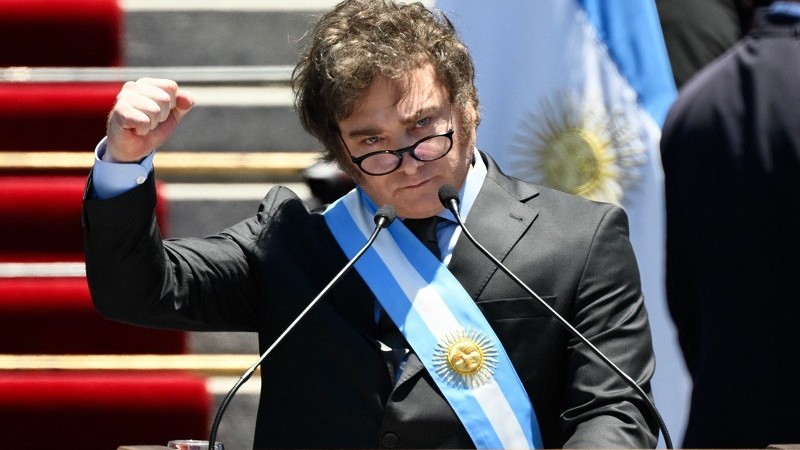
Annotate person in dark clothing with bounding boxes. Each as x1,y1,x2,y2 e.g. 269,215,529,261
661,2,800,446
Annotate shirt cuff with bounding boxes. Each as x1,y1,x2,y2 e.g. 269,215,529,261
91,137,156,200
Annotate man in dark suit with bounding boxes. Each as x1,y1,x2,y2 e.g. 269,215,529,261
84,0,658,447
661,2,800,447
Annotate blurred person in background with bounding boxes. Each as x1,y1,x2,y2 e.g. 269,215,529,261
657,0,772,87
661,1,800,447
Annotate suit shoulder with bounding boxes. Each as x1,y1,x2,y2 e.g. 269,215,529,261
483,153,624,230
251,184,333,240
485,154,617,216
531,182,618,218
258,185,306,214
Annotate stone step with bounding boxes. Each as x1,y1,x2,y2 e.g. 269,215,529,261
159,85,319,153
123,0,434,68
1,66,293,84
162,182,314,238
208,375,259,450
123,0,342,67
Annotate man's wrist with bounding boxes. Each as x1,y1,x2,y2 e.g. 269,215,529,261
92,137,156,199
97,139,152,164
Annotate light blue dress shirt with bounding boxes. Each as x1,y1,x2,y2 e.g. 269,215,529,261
91,137,155,200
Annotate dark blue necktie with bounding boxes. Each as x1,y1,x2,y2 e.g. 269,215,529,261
403,216,441,260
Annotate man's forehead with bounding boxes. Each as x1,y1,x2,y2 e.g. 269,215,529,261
345,69,447,121
389,70,444,103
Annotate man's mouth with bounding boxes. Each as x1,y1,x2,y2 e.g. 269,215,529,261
404,177,435,190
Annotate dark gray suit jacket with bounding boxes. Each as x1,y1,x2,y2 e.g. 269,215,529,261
84,152,657,448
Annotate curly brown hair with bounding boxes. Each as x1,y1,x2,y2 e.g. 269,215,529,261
292,0,479,169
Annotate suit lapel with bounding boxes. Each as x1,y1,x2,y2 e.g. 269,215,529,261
394,351,425,386
448,153,540,299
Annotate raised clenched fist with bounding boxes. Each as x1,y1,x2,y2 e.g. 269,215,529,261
105,78,194,163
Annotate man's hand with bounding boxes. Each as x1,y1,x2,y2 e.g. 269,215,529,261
105,78,195,163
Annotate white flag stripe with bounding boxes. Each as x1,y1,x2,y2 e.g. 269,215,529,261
474,380,532,449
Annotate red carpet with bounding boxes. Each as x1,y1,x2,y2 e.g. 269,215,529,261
0,174,169,262
0,83,122,152
0,0,121,67
0,277,187,354
0,371,210,449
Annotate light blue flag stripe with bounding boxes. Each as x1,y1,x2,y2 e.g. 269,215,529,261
577,0,676,124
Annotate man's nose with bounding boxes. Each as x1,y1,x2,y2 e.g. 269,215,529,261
396,149,425,174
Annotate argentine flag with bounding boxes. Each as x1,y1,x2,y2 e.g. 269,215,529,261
433,0,689,446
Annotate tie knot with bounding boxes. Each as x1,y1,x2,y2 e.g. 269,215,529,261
404,217,441,259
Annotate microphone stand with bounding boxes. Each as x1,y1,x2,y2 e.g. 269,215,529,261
438,185,673,449
208,205,397,449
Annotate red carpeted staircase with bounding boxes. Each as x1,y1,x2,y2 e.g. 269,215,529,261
0,1,211,447
0,175,168,262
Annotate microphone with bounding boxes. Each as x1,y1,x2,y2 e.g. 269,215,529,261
437,184,673,449
208,204,397,449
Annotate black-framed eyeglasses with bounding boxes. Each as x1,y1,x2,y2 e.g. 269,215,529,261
346,130,454,176
340,106,455,176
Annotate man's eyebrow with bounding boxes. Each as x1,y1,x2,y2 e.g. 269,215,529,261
404,105,438,123
346,106,440,138
346,126,384,139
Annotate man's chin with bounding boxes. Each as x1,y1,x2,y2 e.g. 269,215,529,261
396,201,445,219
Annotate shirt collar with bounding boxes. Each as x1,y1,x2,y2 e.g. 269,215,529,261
438,146,486,223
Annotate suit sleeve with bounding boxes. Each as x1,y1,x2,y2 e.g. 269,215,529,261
562,205,659,448
83,171,268,331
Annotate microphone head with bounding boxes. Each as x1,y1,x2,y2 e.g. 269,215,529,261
438,184,459,209
374,204,397,228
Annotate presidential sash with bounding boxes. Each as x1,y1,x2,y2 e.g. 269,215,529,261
323,188,543,449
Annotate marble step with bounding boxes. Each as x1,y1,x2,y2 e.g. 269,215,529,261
158,85,319,153
123,0,434,68
123,0,341,67
162,181,313,238
208,375,259,450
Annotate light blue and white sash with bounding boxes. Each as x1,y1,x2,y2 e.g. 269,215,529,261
323,188,543,449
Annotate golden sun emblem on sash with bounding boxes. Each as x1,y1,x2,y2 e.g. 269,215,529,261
433,328,498,389
511,92,646,205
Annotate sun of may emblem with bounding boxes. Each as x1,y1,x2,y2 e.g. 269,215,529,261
433,328,498,389
511,92,646,205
